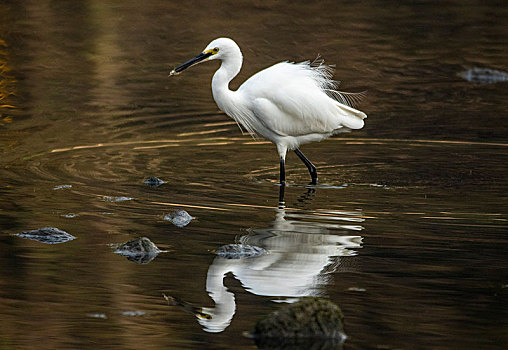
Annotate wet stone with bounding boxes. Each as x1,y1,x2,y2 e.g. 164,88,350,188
87,313,107,319
114,237,161,264
102,196,133,202
121,311,146,317
53,184,72,190
144,176,165,187
460,67,508,84
216,244,267,259
164,209,194,227
252,297,346,348
15,227,76,244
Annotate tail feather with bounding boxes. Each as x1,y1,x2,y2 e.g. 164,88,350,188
337,103,367,130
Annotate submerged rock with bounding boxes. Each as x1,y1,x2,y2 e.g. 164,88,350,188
53,184,72,190
460,67,508,84
121,311,146,317
252,298,346,348
164,209,194,228
216,244,267,259
144,176,165,187
114,237,161,264
102,196,134,202
15,227,76,244
87,313,107,319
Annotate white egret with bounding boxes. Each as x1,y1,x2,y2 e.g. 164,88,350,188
170,38,367,185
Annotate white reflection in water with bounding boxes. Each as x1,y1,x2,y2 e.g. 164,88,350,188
198,208,364,333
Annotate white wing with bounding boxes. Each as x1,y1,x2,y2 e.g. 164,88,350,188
239,61,366,138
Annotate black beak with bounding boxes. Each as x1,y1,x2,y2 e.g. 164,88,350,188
170,52,213,76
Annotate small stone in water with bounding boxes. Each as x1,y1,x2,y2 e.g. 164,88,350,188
121,311,146,317
164,209,194,227
102,196,133,202
15,227,76,244
216,244,267,259
144,176,165,187
54,184,72,190
114,237,161,264
460,67,508,84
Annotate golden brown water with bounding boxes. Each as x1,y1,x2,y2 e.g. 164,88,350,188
0,1,507,349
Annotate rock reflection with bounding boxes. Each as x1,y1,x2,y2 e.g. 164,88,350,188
198,207,363,333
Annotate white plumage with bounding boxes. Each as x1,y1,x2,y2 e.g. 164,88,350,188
170,37,367,185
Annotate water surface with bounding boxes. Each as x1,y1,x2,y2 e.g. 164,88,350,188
0,1,507,349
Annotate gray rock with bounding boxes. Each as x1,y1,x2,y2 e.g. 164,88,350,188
144,176,165,187
216,244,267,259
102,196,133,202
53,184,72,190
460,67,508,84
114,237,161,264
87,313,107,319
164,209,194,227
121,311,146,317
15,227,76,244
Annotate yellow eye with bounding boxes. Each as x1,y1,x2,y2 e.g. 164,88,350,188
212,47,219,54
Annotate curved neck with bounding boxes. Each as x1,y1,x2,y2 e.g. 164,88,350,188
211,55,242,107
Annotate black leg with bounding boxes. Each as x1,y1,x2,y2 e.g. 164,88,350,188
279,156,286,185
278,185,285,208
294,149,318,185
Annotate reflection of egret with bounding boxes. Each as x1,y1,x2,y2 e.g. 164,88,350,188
170,37,367,185
197,207,364,333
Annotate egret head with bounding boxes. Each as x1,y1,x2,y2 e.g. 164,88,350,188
170,37,242,76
